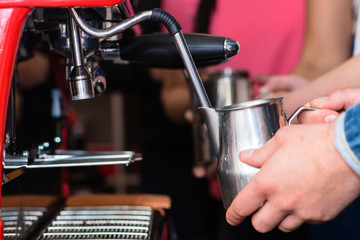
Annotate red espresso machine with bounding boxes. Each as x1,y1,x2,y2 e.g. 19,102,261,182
0,0,239,238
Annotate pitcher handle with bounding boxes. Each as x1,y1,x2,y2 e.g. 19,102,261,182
287,106,320,125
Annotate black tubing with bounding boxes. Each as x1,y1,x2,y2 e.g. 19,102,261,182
150,8,182,35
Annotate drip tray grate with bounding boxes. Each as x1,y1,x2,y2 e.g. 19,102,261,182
38,206,154,240
2,207,47,240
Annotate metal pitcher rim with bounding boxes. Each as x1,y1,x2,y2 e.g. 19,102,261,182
215,97,283,112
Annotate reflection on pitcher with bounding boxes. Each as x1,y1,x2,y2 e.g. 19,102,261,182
199,96,318,209
192,68,253,167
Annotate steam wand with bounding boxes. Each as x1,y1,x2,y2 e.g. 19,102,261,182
69,8,212,108
67,15,95,100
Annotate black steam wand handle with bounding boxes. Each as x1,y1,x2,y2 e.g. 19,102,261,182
102,33,237,68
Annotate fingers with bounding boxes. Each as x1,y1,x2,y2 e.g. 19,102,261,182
228,137,282,227
296,88,360,124
258,75,292,91
226,180,266,226
251,201,288,233
239,137,280,168
257,74,308,93
251,205,305,233
278,215,304,232
309,88,360,111
297,108,339,124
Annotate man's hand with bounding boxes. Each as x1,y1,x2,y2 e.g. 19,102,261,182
308,88,360,111
298,88,360,123
257,74,308,98
225,123,360,233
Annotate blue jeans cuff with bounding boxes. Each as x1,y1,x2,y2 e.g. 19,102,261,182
334,111,360,176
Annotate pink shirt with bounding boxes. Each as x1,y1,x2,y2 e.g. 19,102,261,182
162,0,305,78
209,0,305,78
161,0,201,32
161,0,305,200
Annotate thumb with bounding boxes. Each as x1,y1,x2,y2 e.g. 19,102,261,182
239,137,280,168
239,149,259,166
297,108,339,124
309,89,360,111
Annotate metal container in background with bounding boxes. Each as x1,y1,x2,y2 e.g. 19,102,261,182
192,68,253,166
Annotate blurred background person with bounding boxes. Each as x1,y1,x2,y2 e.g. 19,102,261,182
258,0,354,112
142,0,308,239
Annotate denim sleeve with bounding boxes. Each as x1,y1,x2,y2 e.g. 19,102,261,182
334,103,360,175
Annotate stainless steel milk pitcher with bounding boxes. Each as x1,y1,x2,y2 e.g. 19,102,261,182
199,97,317,209
192,69,252,165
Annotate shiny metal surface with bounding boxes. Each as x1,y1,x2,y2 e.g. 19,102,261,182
193,70,252,165
2,207,47,240
3,150,141,169
224,39,240,58
98,41,122,61
288,106,320,124
68,16,95,100
201,98,319,209
173,32,211,109
69,17,83,67
69,8,152,38
2,205,156,240
39,206,153,240
68,65,95,100
216,98,285,209
70,7,212,108
205,70,251,107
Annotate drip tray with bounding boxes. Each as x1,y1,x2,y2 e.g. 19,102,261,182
39,206,154,240
4,150,142,169
2,194,171,240
3,207,47,240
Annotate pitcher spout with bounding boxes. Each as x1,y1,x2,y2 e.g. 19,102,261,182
198,107,220,157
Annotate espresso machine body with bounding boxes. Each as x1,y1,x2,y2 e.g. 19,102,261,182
0,0,240,239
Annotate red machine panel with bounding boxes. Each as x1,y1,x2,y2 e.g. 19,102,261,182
0,0,122,7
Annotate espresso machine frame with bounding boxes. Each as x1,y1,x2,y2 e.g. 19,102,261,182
0,0,240,238
0,1,126,237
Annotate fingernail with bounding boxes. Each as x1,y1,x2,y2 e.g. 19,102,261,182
312,97,327,104
240,149,255,159
304,102,310,107
325,114,338,123
226,218,236,226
